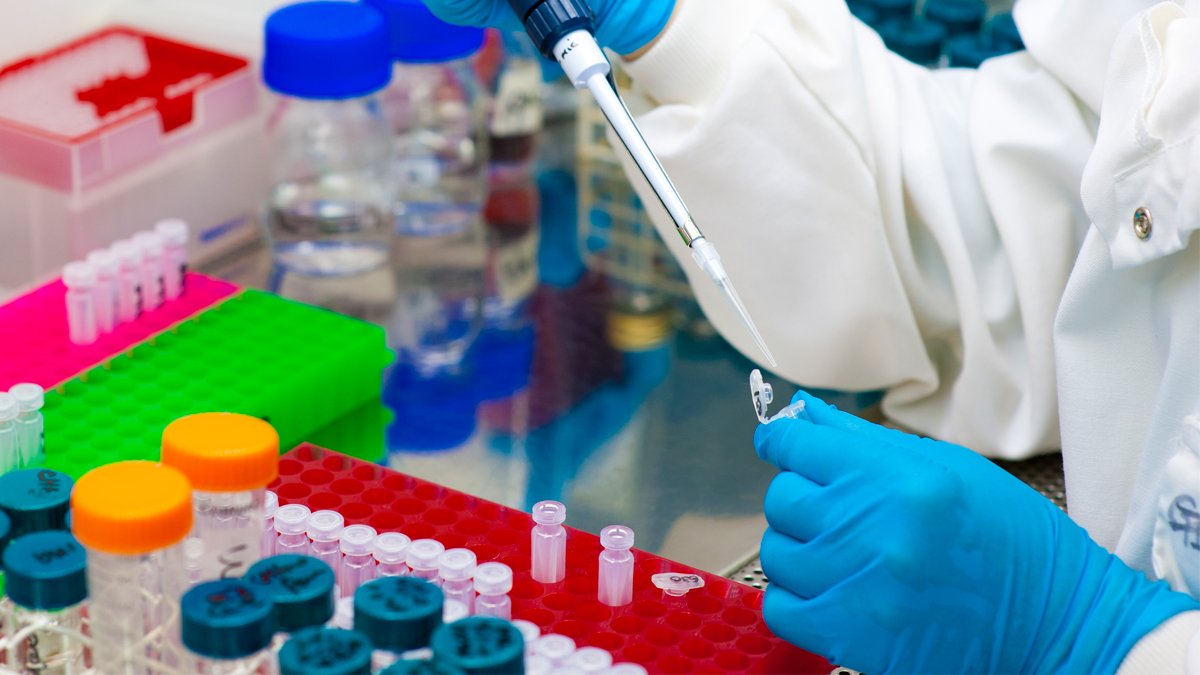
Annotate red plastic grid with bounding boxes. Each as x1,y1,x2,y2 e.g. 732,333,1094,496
271,444,831,674
0,272,239,390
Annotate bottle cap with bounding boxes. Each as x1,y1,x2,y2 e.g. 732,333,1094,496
372,532,411,563
532,633,575,662
431,617,525,674
154,218,190,246
161,413,279,492
307,510,345,542
71,461,193,555
62,261,97,289
264,1,392,99
436,548,475,581
0,392,16,422
111,240,140,267
531,500,566,526
365,0,484,63
406,538,445,570
862,0,914,22
511,619,540,645
0,511,10,557
275,503,311,535
600,525,633,551
339,524,377,555
278,627,374,675
86,249,120,276
265,490,279,520
181,579,274,659
9,383,44,412
473,562,512,595
0,469,73,537
567,647,613,671
922,0,985,36
353,576,444,652
132,231,165,258
244,554,336,632
1,530,87,610
384,365,478,452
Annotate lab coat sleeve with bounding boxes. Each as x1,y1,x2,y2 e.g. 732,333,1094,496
618,0,1098,458
1117,610,1200,673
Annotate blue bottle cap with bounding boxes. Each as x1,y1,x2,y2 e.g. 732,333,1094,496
473,327,535,403
0,469,73,538
243,555,336,632
384,366,478,452
0,510,11,556
862,0,914,23
1,531,87,610
430,617,524,674
986,13,1023,50
381,659,467,674
263,1,393,99
278,627,374,675
181,579,275,660
353,576,444,652
922,0,985,36
365,0,485,63
945,34,1018,68
878,17,947,65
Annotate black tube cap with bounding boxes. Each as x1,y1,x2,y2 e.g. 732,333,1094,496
507,0,595,57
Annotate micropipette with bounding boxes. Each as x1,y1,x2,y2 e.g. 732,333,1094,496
507,0,778,367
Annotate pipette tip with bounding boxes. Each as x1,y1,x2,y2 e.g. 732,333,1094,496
719,276,777,369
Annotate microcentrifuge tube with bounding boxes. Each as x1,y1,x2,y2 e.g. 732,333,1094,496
307,510,345,570
597,525,634,607
473,562,513,620
132,231,165,311
339,524,378,598
443,599,469,623
512,619,541,654
62,261,99,345
437,548,477,613
86,249,119,334
567,646,614,672
531,500,567,583
0,393,17,475
110,240,142,322
372,532,412,577
263,490,279,558
605,664,650,675
532,634,576,664
9,384,44,469
274,504,312,555
155,218,189,300
749,369,807,424
526,654,554,675
406,539,445,583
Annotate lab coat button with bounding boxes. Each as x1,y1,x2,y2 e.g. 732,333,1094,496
1133,207,1153,240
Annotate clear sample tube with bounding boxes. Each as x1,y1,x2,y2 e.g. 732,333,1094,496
244,554,336,637
430,617,525,674
597,526,634,607
354,576,445,671
567,647,613,672
473,562,512,620
372,532,411,577
132,231,165,311
154,218,190,300
526,655,554,675
405,539,444,583
180,578,274,674
532,634,576,664
0,468,73,539
442,599,469,624
71,461,193,673
274,504,312,555
338,524,378,599
62,261,98,346
161,412,279,584
531,500,566,584
1,530,88,674
512,619,540,654
278,627,374,675
307,510,345,569
436,548,476,613
110,240,142,322
0,393,20,477
9,384,45,469
263,490,279,558
86,249,119,334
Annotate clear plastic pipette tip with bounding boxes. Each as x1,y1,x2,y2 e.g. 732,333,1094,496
690,238,777,367
720,275,777,368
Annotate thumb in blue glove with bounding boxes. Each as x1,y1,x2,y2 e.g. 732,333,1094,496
754,390,1199,674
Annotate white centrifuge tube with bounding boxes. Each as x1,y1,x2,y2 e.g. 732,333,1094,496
132,231,165,311
436,548,476,614
0,393,17,475
531,500,566,583
274,504,312,555
372,532,411,577
512,619,541,655
62,261,99,345
154,218,189,300
86,249,119,334
110,240,142,322
338,524,378,598
473,562,513,620
597,525,634,607
307,510,345,570
567,646,613,672
10,383,44,469
263,490,279,558
532,634,576,665
405,539,444,582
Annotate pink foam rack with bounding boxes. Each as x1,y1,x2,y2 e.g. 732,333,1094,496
272,444,833,674
0,272,239,390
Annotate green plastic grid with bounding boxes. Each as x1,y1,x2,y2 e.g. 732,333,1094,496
307,399,391,464
40,290,392,479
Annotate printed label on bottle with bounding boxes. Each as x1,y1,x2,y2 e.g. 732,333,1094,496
490,62,544,137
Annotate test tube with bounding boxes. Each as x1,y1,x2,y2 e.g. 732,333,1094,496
473,562,513,620
308,510,345,569
244,554,336,636
430,617,525,674
274,504,312,555
531,500,567,583
110,239,142,322
132,231,165,311
62,261,99,345
567,647,614,672
532,634,576,664
85,248,119,334
372,532,411,577
263,490,279,558
354,576,445,671
436,548,476,613
161,412,279,583
278,627,374,675
1,531,88,674
0,393,18,475
597,525,634,607
154,218,189,300
180,578,274,673
71,461,193,672
338,524,378,598
0,468,73,538
406,539,445,583
9,384,44,469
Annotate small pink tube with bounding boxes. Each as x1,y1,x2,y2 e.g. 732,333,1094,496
531,501,566,584
598,525,634,607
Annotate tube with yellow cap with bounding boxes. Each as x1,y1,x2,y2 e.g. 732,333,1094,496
161,412,280,585
71,460,194,672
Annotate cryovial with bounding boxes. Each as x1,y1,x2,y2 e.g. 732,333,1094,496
9,384,45,469
1,530,88,674
110,240,142,322
339,524,378,598
566,647,613,672
244,554,336,637
132,231,165,311
62,261,98,346
473,562,512,620
278,627,374,675
180,578,274,674
436,548,476,613
155,218,190,300
274,504,312,555
71,461,193,672
354,576,445,670
430,617,525,674
531,500,566,583
597,526,634,607
263,490,279,558
0,393,19,477
512,619,540,654
85,248,119,334
0,468,72,539
372,532,412,577
308,510,345,569
161,413,279,583
532,634,576,664
406,539,445,582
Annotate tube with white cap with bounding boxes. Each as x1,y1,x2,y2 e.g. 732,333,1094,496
155,218,189,300
62,261,99,346
85,249,118,334
110,240,142,322
131,231,165,312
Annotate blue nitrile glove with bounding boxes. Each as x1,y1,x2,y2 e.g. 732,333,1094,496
419,0,675,56
754,391,1200,674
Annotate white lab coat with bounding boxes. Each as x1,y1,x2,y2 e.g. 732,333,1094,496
619,0,1200,668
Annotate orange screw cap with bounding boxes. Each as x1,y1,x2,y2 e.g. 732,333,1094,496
161,413,279,492
72,461,194,555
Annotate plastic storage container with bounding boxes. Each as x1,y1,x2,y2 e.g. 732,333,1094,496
1,530,89,673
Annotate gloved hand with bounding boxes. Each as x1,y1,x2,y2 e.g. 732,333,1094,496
419,0,675,56
754,391,1200,674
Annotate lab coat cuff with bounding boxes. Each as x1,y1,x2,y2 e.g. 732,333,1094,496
620,0,770,105
1116,610,1200,674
